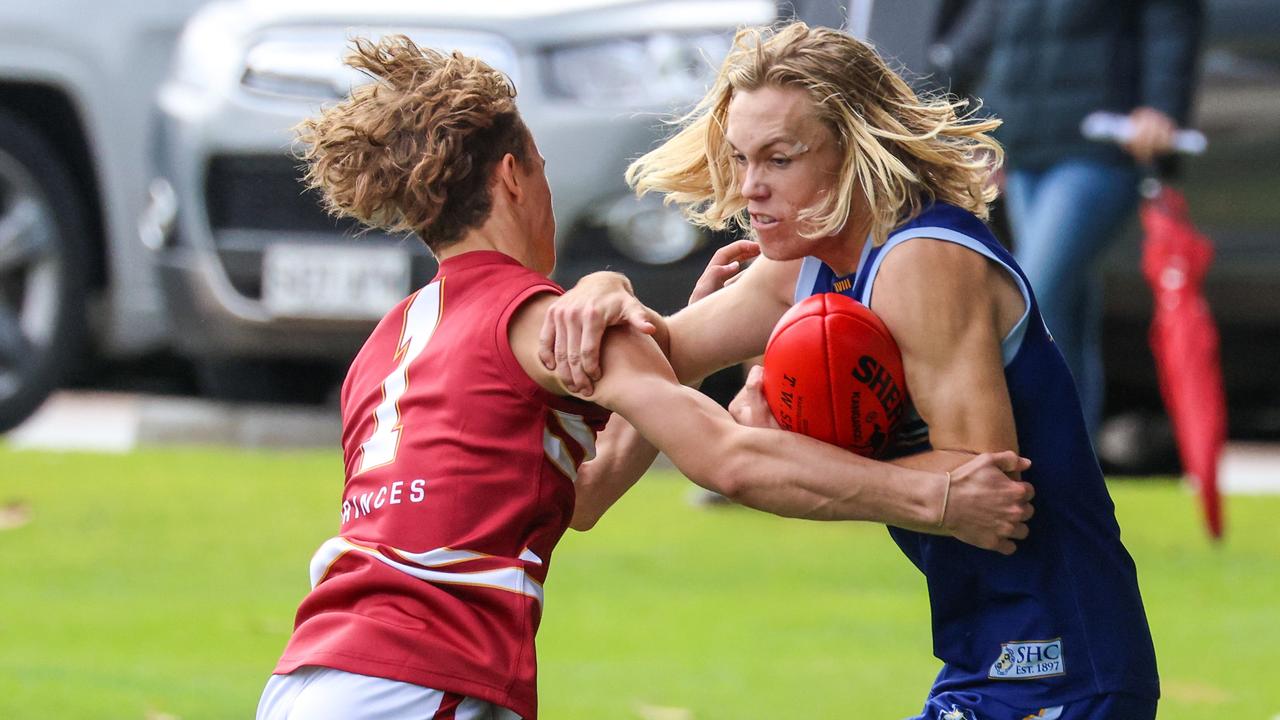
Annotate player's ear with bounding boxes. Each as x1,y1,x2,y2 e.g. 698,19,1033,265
495,153,523,203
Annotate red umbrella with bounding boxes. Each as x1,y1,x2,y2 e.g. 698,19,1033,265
1139,183,1227,540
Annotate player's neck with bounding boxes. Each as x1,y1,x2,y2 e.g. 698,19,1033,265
436,216,536,270
813,211,872,276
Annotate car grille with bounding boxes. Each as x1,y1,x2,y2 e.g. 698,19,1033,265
204,154,436,299
205,154,356,234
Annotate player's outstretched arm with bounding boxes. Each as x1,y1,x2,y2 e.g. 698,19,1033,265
517,284,1032,549
516,293,947,526
730,365,1035,553
587,327,1035,549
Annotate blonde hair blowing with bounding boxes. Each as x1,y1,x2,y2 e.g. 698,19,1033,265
297,35,529,251
626,22,1003,246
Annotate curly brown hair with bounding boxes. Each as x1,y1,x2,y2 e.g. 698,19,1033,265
297,35,531,252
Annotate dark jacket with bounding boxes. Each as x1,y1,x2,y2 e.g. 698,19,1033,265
975,0,1203,170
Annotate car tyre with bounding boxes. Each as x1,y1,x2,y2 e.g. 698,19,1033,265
0,108,90,433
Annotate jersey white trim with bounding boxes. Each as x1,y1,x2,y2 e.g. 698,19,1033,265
551,410,597,463
792,231,876,304
543,431,577,482
257,666,523,720
863,226,1032,367
309,536,545,605
793,256,823,305
543,409,595,482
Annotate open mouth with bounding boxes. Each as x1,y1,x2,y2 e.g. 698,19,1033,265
750,213,780,229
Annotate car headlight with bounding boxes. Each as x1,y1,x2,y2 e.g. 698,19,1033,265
166,2,247,94
241,28,522,101
241,33,365,100
544,31,732,108
597,194,706,265
158,2,249,120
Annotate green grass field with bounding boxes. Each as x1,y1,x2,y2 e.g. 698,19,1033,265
1,446,1277,719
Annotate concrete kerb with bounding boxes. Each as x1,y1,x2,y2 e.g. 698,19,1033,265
6,391,339,452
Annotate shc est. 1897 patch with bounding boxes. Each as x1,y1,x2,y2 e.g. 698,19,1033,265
988,638,1065,680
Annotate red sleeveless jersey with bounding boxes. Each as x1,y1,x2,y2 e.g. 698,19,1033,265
274,251,610,719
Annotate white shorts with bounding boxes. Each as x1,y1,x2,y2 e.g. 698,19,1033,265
256,666,522,720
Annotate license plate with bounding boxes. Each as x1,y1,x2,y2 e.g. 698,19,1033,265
262,244,411,320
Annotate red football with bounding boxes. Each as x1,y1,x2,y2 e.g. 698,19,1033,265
762,293,907,457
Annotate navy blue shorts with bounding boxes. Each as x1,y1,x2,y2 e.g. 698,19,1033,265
906,691,1157,720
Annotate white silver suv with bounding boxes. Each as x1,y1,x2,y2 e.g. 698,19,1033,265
0,0,209,431
146,0,772,400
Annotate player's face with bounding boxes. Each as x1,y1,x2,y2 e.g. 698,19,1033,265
724,85,847,262
519,137,557,275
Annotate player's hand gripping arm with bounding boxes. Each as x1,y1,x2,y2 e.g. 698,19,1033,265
539,249,792,393
535,271,665,395
565,241,763,530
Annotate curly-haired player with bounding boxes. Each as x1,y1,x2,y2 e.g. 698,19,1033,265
255,35,1034,720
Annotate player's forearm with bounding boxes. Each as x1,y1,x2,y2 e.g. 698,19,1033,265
890,448,981,474
571,415,659,531
713,427,945,526
645,308,671,360
589,330,946,529
616,380,943,527
665,312,753,385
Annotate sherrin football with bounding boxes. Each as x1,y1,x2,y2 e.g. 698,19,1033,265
762,293,907,457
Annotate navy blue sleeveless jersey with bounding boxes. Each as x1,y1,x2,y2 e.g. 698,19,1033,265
794,203,1158,706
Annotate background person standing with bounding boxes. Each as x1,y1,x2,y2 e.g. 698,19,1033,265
976,0,1204,438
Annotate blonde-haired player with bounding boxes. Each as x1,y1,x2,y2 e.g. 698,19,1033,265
542,23,1158,720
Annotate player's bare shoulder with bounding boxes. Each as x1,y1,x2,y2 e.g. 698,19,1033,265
870,238,1022,341
875,238,984,296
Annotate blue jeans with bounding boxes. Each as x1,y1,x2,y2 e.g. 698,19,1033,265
1004,160,1139,438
